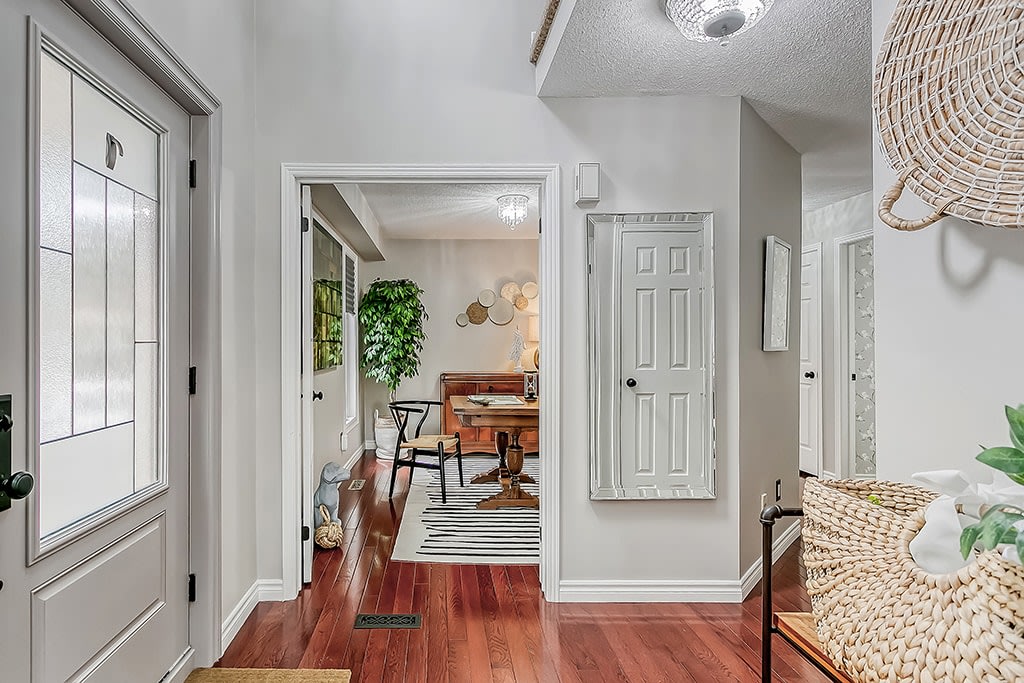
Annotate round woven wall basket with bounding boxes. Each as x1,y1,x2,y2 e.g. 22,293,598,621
874,0,1024,230
802,479,1024,682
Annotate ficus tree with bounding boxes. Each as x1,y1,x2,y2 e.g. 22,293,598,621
358,279,428,400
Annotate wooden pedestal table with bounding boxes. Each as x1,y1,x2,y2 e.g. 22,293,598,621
449,396,539,509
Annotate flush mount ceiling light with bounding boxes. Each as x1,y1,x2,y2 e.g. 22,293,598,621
665,0,774,46
497,194,529,229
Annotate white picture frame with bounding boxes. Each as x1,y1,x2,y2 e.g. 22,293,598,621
763,235,792,352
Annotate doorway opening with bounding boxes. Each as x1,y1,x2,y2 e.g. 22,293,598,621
834,231,876,479
278,165,562,605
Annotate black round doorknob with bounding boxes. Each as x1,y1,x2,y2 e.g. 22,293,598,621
625,378,637,388
0,413,12,433
2,471,34,500
804,371,816,379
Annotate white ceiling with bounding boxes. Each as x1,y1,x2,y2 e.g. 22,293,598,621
538,0,873,210
351,183,541,240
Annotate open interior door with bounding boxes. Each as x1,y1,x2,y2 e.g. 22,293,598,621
301,186,315,583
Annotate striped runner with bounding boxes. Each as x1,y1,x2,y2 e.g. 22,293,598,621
391,456,540,564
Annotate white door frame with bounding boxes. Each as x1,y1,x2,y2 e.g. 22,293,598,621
57,0,224,667
832,230,873,479
800,242,823,477
279,164,562,601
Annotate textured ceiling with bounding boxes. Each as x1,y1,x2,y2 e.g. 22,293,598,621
352,183,540,240
538,0,873,210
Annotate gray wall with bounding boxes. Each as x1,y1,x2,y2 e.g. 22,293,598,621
737,101,804,573
802,191,872,477
872,0,1024,482
361,239,540,437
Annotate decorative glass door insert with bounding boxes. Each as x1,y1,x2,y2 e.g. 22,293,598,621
36,50,164,543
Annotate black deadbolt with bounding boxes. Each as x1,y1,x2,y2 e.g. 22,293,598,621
625,378,637,388
804,371,816,379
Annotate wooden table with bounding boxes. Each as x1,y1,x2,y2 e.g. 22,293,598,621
449,396,539,509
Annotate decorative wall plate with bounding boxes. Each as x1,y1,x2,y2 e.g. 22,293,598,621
466,302,488,325
477,289,496,307
488,298,514,325
521,281,538,299
514,295,529,310
499,282,521,302
455,313,469,327
875,0,1024,230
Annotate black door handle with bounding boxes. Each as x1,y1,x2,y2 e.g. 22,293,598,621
804,371,816,379
312,391,324,401
1,471,34,500
625,378,637,388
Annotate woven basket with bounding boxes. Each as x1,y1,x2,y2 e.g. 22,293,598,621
802,479,1024,682
874,0,1024,231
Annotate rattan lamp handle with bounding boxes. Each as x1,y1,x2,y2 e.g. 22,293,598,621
878,166,959,231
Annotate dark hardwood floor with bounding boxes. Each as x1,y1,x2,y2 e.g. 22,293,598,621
219,454,827,682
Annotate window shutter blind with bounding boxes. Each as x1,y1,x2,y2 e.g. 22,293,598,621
345,254,356,313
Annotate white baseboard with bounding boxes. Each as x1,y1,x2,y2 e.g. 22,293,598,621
364,439,376,451
558,520,802,604
739,519,803,598
220,579,287,655
342,445,365,471
558,579,749,603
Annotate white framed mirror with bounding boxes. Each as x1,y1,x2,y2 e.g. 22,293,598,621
587,213,716,500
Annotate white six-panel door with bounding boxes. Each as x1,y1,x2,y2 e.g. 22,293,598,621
799,246,822,475
618,230,708,493
0,7,192,681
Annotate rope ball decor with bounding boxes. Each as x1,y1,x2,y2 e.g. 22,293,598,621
874,0,1024,230
314,505,344,549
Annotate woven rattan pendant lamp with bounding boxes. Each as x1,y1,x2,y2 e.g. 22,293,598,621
875,0,1024,231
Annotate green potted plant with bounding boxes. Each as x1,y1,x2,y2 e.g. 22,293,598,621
358,279,428,460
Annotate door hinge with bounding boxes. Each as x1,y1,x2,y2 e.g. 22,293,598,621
301,216,310,233
301,525,311,542
188,159,197,189
851,373,857,381
188,366,197,395
539,217,542,235
188,573,197,602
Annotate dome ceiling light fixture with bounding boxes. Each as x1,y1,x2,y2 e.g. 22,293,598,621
497,194,529,229
665,0,775,46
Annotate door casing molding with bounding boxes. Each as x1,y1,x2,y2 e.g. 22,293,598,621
60,0,224,665
279,163,562,601
832,230,873,480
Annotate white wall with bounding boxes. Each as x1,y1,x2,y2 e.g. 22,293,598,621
803,191,872,477
872,0,1024,483
249,0,803,591
361,239,539,436
737,101,803,572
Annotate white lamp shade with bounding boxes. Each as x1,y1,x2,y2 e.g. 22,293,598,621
527,315,540,343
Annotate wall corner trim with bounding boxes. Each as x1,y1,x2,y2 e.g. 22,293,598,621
221,579,286,655
740,519,803,599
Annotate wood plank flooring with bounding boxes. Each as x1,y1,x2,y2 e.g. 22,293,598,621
219,454,828,682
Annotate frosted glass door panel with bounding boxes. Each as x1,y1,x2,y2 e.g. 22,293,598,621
37,56,163,540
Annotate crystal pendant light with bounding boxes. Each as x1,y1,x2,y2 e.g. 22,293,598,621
497,194,529,229
665,0,774,46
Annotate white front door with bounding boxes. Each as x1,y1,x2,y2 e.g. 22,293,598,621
619,230,709,493
0,8,192,681
799,246,822,475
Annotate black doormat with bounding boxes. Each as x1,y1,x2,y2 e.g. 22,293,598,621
354,613,422,629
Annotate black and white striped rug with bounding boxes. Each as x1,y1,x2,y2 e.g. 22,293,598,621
391,456,540,565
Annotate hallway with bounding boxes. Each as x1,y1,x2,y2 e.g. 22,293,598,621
219,455,827,682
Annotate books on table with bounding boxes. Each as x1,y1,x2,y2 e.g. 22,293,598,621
467,394,524,406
